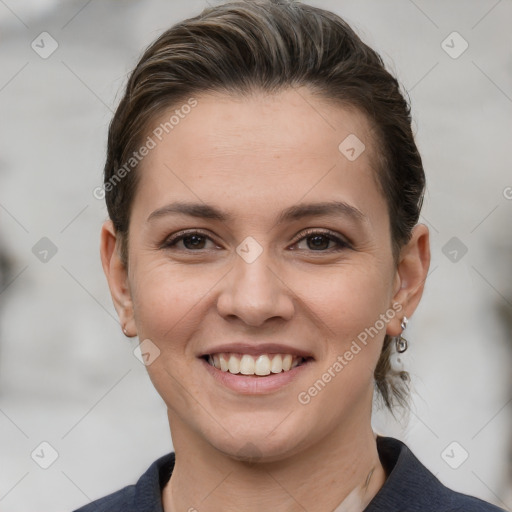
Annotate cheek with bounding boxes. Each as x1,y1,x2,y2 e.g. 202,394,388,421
295,261,391,401
291,266,389,426
296,260,391,339
130,262,213,351
129,265,214,411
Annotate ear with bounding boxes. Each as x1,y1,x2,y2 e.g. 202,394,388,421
100,220,136,337
386,223,430,337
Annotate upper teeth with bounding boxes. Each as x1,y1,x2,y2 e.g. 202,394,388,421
207,353,304,376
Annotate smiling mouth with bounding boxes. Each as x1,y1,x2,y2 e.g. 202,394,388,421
202,353,312,376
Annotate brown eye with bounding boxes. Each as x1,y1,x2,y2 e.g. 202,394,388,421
180,234,207,250
305,234,331,250
162,231,217,251
293,230,350,252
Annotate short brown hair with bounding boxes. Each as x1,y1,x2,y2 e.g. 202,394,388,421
103,0,425,412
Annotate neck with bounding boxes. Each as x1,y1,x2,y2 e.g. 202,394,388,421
162,413,387,512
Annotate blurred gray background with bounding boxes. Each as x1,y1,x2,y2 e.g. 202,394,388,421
0,0,511,510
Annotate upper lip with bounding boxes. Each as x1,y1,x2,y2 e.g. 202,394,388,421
199,343,314,359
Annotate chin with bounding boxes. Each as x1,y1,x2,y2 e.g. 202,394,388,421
217,441,301,464
206,422,311,464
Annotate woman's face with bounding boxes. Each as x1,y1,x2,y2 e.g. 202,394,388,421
105,88,416,461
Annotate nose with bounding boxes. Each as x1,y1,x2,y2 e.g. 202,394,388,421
216,248,295,327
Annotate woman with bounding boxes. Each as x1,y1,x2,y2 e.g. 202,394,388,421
75,1,506,510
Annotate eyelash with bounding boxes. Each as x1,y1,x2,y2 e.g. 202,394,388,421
161,228,351,253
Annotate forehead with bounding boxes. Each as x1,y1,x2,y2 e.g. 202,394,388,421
147,89,377,165
133,88,387,226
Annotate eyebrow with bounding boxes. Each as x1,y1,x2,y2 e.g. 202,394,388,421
146,200,368,226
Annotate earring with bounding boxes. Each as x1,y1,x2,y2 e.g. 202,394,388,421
122,325,128,336
395,316,408,353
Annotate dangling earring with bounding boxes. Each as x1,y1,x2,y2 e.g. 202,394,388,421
395,316,408,353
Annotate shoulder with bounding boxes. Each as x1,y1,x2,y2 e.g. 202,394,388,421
446,493,506,512
426,485,506,512
368,436,506,512
72,452,175,512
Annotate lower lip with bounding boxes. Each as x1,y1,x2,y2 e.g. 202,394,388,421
200,358,312,394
